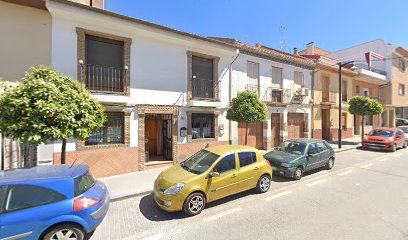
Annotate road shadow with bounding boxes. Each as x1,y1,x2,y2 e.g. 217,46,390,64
328,140,360,146
139,190,257,222
355,146,395,153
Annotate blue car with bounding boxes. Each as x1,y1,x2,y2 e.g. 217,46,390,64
0,164,109,240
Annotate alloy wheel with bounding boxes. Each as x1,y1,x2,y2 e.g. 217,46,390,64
188,195,204,214
51,229,78,240
294,168,303,180
259,176,270,192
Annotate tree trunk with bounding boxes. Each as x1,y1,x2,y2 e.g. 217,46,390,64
61,139,67,164
245,122,248,146
361,115,365,144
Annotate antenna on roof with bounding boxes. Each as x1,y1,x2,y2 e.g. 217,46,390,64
279,25,286,52
69,158,78,169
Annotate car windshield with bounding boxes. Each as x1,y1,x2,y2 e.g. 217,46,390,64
368,129,394,137
276,141,307,155
399,126,408,133
181,150,220,175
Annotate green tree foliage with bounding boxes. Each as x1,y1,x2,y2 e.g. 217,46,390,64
348,96,383,143
0,67,106,164
227,91,267,145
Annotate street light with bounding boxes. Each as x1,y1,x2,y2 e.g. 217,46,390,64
338,61,357,149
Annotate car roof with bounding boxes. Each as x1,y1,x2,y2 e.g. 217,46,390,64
0,164,89,184
372,127,397,131
205,145,258,156
287,138,322,144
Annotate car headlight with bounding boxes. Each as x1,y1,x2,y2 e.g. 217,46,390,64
281,163,292,168
384,137,394,143
163,183,185,195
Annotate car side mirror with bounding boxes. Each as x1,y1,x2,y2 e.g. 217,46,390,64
210,172,220,178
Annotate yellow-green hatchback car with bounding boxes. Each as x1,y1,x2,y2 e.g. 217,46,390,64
154,145,272,216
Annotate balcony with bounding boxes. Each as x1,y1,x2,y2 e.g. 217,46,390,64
192,78,214,100
321,92,337,105
82,64,126,94
263,87,291,105
245,84,259,95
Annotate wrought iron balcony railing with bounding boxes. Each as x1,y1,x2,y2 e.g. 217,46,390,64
80,64,126,94
245,84,259,95
192,78,215,99
263,87,291,104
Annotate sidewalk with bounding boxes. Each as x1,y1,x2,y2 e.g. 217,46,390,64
102,137,362,201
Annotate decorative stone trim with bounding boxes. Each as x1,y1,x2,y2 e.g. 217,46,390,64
186,51,220,101
76,110,131,151
76,27,132,96
137,105,179,171
186,111,219,143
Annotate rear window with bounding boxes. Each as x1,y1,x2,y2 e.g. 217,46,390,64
74,171,96,197
238,152,257,168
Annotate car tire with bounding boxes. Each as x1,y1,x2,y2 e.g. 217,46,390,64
403,142,407,149
42,224,85,240
392,144,397,152
183,192,206,216
326,158,334,170
293,167,303,180
256,174,271,193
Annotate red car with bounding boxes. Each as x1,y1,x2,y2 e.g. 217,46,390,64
363,127,407,151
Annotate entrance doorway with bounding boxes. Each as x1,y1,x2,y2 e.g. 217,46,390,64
238,122,263,149
321,109,331,140
271,113,281,147
145,114,172,162
287,113,305,139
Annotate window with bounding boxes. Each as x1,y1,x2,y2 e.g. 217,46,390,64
191,113,214,139
399,84,405,96
85,35,125,92
342,112,347,130
181,150,220,175
365,115,373,125
316,142,328,152
307,144,318,155
342,80,348,101
294,71,304,90
399,59,406,72
272,66,283,88
192,56,214,99
247,61,260,94
212,154,236,173
238,152,257,167
74,171,96,196
86,112,124,145
0,186,7,213
356,85,360,94
363,89,369,97
3,185,66,213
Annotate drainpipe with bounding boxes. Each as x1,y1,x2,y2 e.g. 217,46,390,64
229,49,240,145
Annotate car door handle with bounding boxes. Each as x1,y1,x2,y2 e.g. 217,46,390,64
254,166,259,170
231,174,237,178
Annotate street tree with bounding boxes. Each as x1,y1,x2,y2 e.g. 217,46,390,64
227,91,267,145
348,96,383,143
0,67,106,164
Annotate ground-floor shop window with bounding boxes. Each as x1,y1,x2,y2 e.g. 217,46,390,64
191,113,214,139
86,112,124,145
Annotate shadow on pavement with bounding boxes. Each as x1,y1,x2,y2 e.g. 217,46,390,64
355,146,395,153
139,190,257,222
328,140,360,146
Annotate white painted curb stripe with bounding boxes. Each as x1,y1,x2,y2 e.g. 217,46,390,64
361,163,374,168
203,207,242,222
338,170,353,176
264,191,292,201
306,179,327,187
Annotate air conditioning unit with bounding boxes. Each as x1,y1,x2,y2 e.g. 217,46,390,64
299,87,308,96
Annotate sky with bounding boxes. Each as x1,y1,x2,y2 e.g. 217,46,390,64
105,0,408,53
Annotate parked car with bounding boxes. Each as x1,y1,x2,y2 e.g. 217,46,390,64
396,118,408,126
397,125,408,142
264,139,335,180
0,165,109,240
154,145,272,216
362,127,406,151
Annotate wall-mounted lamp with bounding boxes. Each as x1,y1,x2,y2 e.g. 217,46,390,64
124,66,129,70
78,59,84,65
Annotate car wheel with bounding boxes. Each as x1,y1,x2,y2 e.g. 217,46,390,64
326,158,334,170
293,167,303,180
403,142,407,149
256,174,271,193
183,192,206,216
42,224,85,240
392,144,397,152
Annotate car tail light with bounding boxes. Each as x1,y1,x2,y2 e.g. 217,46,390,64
265,159,271,166
74,197,100,212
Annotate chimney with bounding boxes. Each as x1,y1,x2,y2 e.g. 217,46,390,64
293,48,299,56
306,42,315,55
69,0,104,9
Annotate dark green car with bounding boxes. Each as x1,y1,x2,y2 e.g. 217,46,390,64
264,139,335,180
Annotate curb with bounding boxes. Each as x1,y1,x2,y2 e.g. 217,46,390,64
334,146,358,153
111,190,152,202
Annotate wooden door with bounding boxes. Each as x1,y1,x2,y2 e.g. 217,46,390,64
145,118,158,156
321,109,330,140
322,76,330,102
238,122,263,149
287,113,304,139
271,113,281,147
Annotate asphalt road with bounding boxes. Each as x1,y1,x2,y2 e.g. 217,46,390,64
92,147,408,240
